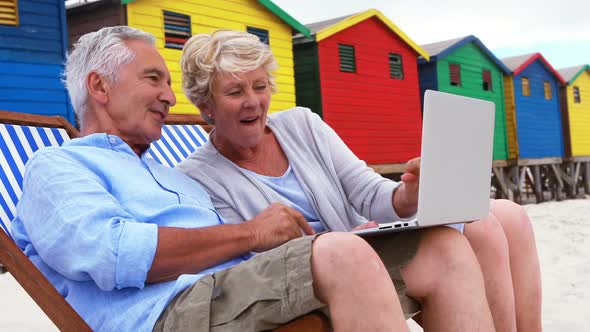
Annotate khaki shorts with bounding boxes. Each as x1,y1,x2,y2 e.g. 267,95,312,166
153,231,421,332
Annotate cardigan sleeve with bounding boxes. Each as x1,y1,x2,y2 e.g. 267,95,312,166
308,112,410,222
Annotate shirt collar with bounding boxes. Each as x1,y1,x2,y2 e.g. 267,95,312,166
65,133,149,158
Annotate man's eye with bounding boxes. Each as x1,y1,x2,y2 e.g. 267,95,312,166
147,75,159,81
254,85,267,90
227,90,241,96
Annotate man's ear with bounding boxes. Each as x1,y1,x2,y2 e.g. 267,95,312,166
86,72,109,105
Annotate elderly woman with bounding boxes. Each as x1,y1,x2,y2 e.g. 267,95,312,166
177,30,541,331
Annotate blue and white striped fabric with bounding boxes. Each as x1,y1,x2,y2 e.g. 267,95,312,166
147,124,209,168
0,124,70,238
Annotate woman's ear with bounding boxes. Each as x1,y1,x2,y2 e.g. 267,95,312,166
86,72,109,105
198,102,213,120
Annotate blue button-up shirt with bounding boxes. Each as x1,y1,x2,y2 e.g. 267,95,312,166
11,134,247,331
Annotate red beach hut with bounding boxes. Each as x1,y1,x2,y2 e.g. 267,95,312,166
293,9,429,170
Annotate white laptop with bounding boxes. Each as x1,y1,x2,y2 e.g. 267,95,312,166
355,90,495,236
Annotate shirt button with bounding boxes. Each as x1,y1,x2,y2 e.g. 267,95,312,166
109,138,116,144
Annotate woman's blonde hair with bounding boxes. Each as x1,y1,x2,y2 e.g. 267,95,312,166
181,30,278,124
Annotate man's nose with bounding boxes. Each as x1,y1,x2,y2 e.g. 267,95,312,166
160,83,177,107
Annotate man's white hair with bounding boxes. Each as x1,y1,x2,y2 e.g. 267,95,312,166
63,26,155,126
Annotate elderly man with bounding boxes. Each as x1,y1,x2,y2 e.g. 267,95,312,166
12,26,494,332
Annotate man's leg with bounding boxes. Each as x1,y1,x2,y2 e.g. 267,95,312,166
154,233,410,332
401,227,495,332
311,232,409,332
464,213,518,332
490,199,542,331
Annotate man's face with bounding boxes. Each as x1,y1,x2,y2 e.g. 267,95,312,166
103,39,176,151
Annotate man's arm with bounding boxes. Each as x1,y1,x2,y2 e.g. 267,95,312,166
19,152,312,290
147,203,314,283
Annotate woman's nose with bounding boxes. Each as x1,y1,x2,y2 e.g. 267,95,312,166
242,89,258,107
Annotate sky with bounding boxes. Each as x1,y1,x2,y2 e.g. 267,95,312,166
273,0,590,70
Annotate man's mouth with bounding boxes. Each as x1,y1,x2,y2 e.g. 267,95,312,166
150,109,168,121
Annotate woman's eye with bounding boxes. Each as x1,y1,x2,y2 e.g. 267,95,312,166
254,85,267,90
227,90,241,96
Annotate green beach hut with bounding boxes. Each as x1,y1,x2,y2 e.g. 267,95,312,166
418,35,512,162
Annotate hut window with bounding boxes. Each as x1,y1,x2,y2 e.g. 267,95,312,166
389,53,404,79
0,0,18,26
544,81,552,100
573,86,581,103
449,64,461,86
482,70,492,91
521,77,530,96
163,11,191,50
247,27,269,45
339,44,356,73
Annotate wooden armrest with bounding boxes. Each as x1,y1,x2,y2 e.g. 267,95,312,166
0,231,92,331
165,113,213,133
273,311,331,332
0,110,79,138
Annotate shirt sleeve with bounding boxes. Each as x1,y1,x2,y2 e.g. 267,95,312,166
15,151,158,291
308,112,411,222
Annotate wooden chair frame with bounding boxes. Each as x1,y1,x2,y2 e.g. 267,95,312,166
0,110,328,332
0,110,89,331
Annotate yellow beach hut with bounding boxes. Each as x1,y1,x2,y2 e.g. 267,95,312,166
67,0,311,115
558,64,590,195
558,65,590,157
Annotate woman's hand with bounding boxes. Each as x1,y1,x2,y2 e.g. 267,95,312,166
351,221,379,231
392,157,420,218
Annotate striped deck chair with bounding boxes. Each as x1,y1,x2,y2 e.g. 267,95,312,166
0,110,92,331
148,116,210,167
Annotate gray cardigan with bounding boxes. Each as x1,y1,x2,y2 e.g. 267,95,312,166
176,107,404,231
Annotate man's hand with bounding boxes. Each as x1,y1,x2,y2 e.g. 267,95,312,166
393,157,420,218
245,203,315,252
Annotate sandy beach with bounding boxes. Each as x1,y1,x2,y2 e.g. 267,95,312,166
1,198,588,331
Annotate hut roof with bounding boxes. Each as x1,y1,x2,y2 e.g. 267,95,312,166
558,64,590,84
419,35,510,74
70,0,311,37
296,8,429,60
501,53,566,84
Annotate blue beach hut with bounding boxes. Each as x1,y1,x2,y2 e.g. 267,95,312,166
0,0,74,124
502,53,566,160
500,53,568,202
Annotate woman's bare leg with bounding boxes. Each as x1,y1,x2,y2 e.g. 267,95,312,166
490,199,542,331
465,213,517,331
402,227,495,332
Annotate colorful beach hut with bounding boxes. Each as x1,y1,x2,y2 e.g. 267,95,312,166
501,53,567,202
292,9,429,168
558,64,590,195
502,53,566,160
0,0,74,124
558,65,590,158
67,0,311,115
417,35,512,162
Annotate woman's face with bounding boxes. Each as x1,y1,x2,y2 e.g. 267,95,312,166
202,67,271,150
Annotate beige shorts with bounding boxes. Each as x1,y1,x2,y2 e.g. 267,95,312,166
153,231,421,332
